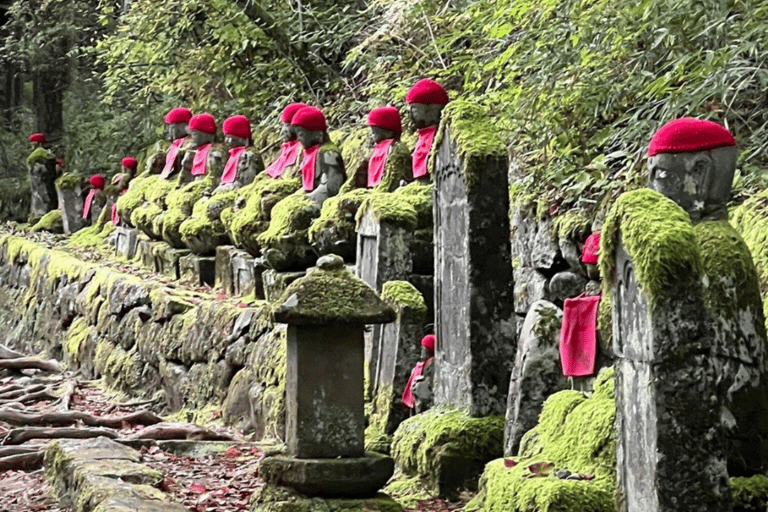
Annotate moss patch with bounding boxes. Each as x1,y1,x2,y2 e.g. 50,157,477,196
356,192,418,231
381,281,427,323
55,172,83,191
27,147,55,167
600,188,702,306
308,188,371,244
30,209,63,233
731,474,768,512
732,189,768,297
257,193,317,248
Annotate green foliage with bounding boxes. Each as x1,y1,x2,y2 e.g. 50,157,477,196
731,474,768,512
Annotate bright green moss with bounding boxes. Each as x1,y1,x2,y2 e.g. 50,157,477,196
356,192,418,231
115,174,156,222
600,189,702,306
597,293,612,349
732,189,768,296
393,181,433,228
130,202,163,232
54,172,83,191
257,193,317,248
308,188,371,244
381,281,427,321
30,209,63,233
730,474,768,512
552,210,592,240
26,147,55,167
145,175,178,207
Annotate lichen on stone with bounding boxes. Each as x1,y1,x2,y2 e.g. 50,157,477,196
26,147,55,168
356,192,418,231
257,193,317,249
55,172,83,191
730,474,768,512
308,188,371,246
380,281,427,321
30,209,63,233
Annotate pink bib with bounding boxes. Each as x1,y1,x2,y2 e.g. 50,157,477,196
83,189,98,219
301,145,320,192
220,146,247,184
111,189,127,225
560,294,601,377
266,140,302,178
160,138,185,179
401,357,434,409
191,143,212,176
368,138,395,188
412,126,437,179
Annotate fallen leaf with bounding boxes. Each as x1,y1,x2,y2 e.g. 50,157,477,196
528,462,555,474
503,458,517,468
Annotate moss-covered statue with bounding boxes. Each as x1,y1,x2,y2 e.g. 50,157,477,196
82,174,106,224
260,106,346,271
116,107,191,230
646,117,768,475
157,112,226,248
309,106,412,261
109,156,138,225
402,334,436,414
180,114,265,255
26,132,57,223
222,103,306,257
406,78,449,182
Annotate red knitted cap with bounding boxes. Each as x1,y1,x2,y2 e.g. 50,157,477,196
367,106,403,134
188,113,217,135
223,115,252,140
164,107,192,124
29,133,46,144
291,106,327,131
421,334,435,352
648,118,736,156
121,156,138,170
89,174,105,189
406,78,449,105
55,158,65,169
281,103,309,123
581,232,600,265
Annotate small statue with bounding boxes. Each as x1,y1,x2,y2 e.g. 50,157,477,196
178,112,222,185
265,102,307,180
406,78,449,181
110,156,138,226
217,114,263,190
159,107,193,179
83,174,106,223
260,106,346,271
26,132,57,222
402,334,435,414
29,132,46,148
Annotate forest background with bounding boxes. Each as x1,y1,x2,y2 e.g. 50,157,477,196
1,0,767,225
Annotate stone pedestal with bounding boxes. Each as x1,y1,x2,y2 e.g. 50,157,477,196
232,251,255,296
154,243,189,279
138,240,157,272
115,227,139,260
57,185,86,235
433,122,516,416
215,245,238,295
263,269,306,302
29,158,57,220
179,254,215,287
265,254,396,499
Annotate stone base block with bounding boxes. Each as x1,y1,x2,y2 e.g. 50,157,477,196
179,254,216,287
115,227,140,260
138,240,157,271
156,245,190,279
258,453,395,498
250,485,402,512
232,251,255,296
263,269,306,302
215,245,239,294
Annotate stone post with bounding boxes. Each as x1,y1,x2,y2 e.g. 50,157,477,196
28,150,57,220
605,190,730,511
55,174,86,235
258,254,397,501
114,227,139,260
432,105,516,416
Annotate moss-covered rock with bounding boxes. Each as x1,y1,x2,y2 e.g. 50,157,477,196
55,172,83,191
26,147,56,168
179,188,240,254
161,178,214,247
257,193,318,265
731,474,768,512
30,209,63,233
380,281,428,320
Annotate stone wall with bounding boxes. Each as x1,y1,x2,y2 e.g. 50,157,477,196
0,235,286,441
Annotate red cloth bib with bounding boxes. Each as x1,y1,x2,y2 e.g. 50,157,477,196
412,126,437,179
401,357,434,409
191,143,212,176
83,189,98,219
301,145,320,192
220,146,247,184
368,138,395,188
266,140,302,178
560,294,601,377
160,138,185,179
111,189,127,225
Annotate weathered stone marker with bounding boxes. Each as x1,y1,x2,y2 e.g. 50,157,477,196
432,101,516,416
604,189,730,511
27,147,58,221
258,254,398,502
55,173,86,235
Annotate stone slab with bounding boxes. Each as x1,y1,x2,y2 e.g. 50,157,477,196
138,240,157,272
232,251,256,296
215,245,238,295
155,245,190,280
115,227,140,260
179,254,216,287
263,269,306,302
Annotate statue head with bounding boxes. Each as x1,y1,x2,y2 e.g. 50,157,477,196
223,114,252,150
121,156,138,176
367,106,402,144
291,106,328,149
186,112,217,148
280,103,308,143
89,174,105,191
420,333,435,359
647,118,737,222
581,232,601,280
406,79,449,130
164,107,192,142
29,132,46,148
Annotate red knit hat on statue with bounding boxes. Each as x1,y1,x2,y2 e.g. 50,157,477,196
89,174,105,190
164,107,192,125
188,113,217,135
421,334,436,352
648,118,736,156
281,103,309,124
29,133,46,144
406,78,449,105
291,106,327,131
367,106,403,134
222,115,252,140
581,232,600,265
121,156,138,170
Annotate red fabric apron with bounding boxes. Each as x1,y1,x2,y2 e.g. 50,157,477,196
301,145,320,192
401,357,434,408
160,138,185,179
191,143,212,176
412,126,437,179
220,146,247,184
368,138,394,188
266,140,301,178
560,294,601,377
83,189,99,219
111,189,127,225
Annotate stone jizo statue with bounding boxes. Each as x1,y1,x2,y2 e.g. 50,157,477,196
159,107,193,179
83,174,106,222
179,112,220,185
402,334,435,414
216,114,262,191
406,78,449,181
265,103,307,180
292,106,345,207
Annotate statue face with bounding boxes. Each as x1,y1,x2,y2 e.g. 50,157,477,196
295,126,323,149
187,128,215,148
409,103,444,130
166,123,187,141
225,134,248,151
647,146,737,222
369,126,396,145
281,122,297,143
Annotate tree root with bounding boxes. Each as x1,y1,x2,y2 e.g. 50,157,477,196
0,409,162,429
0,451,44,471
1,427,119,445
124,422,239,441
0,358,62,373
